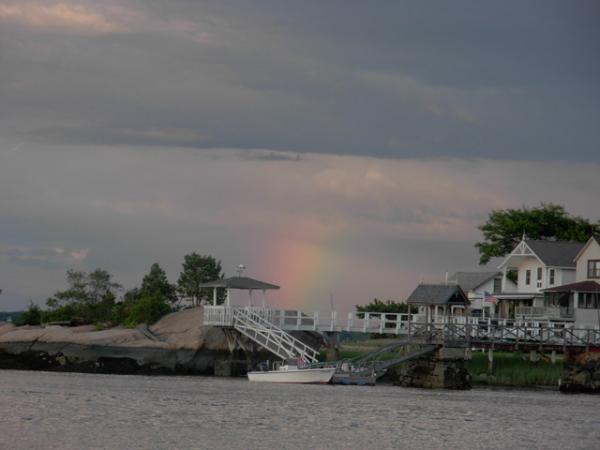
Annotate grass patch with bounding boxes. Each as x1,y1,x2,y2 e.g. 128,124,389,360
467,351,563,387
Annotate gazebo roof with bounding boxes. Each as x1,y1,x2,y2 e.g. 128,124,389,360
197,276,280,291
406,284,470,306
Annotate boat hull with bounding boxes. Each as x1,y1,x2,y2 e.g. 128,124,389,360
247,367,336,384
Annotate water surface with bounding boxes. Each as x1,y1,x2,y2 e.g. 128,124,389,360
0,370,598,449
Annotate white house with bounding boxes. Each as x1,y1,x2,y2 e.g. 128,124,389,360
447,271,515,318
496,237,585,321
544,235,600,328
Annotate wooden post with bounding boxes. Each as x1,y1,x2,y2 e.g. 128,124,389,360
213,287,217,306
551,350,556,365
488,347,494,374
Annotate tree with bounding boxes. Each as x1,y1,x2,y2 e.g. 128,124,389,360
141,263,178,304
87,269,122,305
46,268,122,324
177,253,224,305
476,203,600,264
124,293,171,328
355,298,415,317
20,302,42,326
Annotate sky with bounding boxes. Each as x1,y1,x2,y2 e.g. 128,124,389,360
1,1,599,313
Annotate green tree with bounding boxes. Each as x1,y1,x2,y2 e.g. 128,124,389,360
45,268,122,324
355,298,415,317
177,253,224,305
124,293,171,327
476,203,600,264
87,269,122,305
141,263,178,304
20,302,42,326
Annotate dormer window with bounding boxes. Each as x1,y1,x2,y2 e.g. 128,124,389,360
589,260,600,279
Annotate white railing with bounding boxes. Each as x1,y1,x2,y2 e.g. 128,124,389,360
204,305,319,330
232,308,319,363
515,306,574,320
204,306,477,334
202,306,600,346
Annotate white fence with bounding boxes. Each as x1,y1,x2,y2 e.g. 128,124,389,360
203,305,600,347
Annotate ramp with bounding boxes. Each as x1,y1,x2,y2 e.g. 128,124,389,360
232,308,319,363
374,345,437,373
350,339,411,365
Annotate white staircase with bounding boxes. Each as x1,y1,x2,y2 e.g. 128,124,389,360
232,308,319,363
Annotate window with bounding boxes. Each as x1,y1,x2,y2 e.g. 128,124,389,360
588,260,600,279
525,270,531,285
578,293,600,309
493,277,502,293
537,267,542,281
549,269,555,285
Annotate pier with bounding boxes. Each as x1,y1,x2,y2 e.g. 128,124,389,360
204,304,600,389
204,305,600,349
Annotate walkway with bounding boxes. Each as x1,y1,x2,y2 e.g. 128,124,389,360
204,305,600,349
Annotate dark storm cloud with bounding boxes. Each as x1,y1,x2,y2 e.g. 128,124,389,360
1,0,599,160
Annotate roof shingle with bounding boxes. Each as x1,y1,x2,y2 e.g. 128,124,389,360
448,271,500,292
525,239,585,267
406,284,469,305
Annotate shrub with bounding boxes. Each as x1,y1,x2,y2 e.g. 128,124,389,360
19,303,42,326
124,294,171,327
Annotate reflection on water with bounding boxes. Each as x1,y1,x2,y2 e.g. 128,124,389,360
0,370,599,450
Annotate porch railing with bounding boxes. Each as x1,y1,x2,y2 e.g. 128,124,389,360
515,306,574,320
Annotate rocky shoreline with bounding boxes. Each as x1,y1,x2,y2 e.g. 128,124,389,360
0,307,267,377
559,350,600,393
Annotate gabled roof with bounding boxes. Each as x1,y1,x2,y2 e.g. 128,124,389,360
448,271,500,292
197,276,280,290
544,280,600,293
500,239,585,269
573,234,600,263
406,284,469,305
525,239,585,267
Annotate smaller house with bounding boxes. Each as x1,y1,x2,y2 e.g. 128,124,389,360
406,284,470,322
448,271,514,318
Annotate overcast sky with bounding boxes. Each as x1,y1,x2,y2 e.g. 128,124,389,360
1,1,599,312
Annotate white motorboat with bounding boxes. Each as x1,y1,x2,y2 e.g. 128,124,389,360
247,361,336,384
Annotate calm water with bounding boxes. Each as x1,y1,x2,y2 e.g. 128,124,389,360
0,370,599,450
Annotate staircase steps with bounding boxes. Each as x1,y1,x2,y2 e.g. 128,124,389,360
232,308,319,363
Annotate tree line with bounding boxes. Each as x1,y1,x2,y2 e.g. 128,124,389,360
20,252,225,327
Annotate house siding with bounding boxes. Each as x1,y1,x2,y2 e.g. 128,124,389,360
467,278,496,311
575,309,600,327
517,257,545,292
576,240,600,281
559,269,576,286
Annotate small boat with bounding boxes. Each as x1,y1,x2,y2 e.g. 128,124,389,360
247,360,336,384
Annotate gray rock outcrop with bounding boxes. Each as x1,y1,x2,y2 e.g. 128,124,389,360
0,308,266,376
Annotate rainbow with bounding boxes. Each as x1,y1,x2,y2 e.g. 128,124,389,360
256,224,341,311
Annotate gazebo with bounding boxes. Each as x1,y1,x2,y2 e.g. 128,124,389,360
406,283,470,322
197,276,280,307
